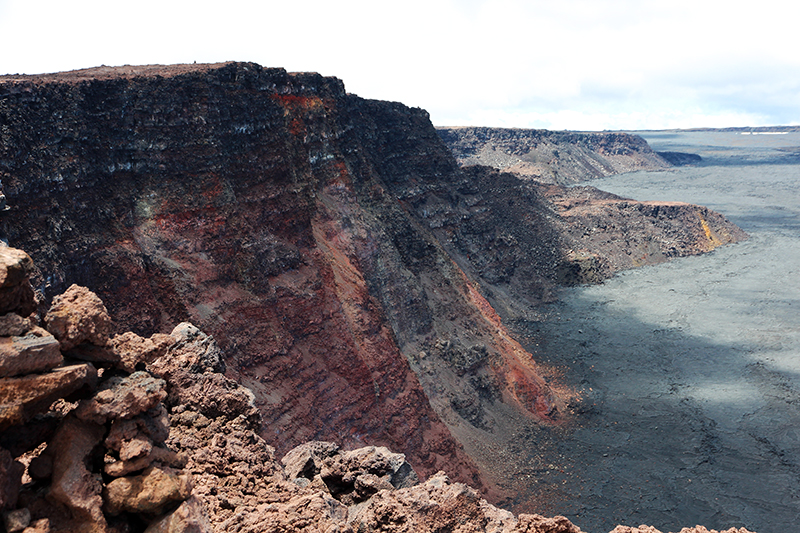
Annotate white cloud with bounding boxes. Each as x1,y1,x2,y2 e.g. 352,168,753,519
1,0,798,129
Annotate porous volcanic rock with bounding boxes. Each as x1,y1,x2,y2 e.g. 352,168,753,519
44,284,112,351
0,248,36,317
0,328,62,378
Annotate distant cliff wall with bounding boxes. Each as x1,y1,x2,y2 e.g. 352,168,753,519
437,126,670,184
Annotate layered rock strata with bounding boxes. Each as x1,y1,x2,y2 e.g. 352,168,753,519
0,63,746,507
437,126,671,184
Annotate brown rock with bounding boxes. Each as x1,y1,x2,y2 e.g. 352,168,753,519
44,285,111,351
216,491,350,533
3,507,31,532
105,404,170,451
21,518,50,533
110,332,174,373
103,466,192,516
48,415,108,531
281,441,340,481
143,495,212,533
0,447,24,511
0,328,62,378
0,249,36,317
0,364,97,431
282,442,419,505
104,446,186,478
0,313,33,337
350,471,585,533
514,513,584,532
74,371,166,424
151,323,223,376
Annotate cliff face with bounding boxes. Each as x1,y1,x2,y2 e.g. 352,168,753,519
437,126,671,184
0,63,746,507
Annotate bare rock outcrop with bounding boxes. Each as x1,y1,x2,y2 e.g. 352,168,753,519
0,252,197,532
44,284,112,352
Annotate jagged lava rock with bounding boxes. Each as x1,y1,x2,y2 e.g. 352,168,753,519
74,370,167,424
109,331,174,373
0,248,36,317
0,364,97,430
0,327,62,378
44,284,112,351
103,465,193,517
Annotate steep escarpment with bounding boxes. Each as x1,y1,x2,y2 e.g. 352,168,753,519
437,126,670,184
0,62,746,513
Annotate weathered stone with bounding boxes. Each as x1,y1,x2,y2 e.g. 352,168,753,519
281,440,340,481
103,466,192,516
0,313,33,337
109,332,174,373
44,285,111,351
0,447,23,511
48,415,107,531
74,371,166,424
0,364,97,431
0,249,35,317
282,442,419,505
3,507,30,532
105,404,170,453
21,518,50,533
143,495,211,533
152,323,223,376
104,446,186,478
0,328,62,378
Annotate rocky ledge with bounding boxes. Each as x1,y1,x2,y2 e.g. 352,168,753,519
0,246,755,533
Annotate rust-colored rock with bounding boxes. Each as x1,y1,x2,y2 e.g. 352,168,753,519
0,64,753,531
103,465,192,517
0,248,36,317
143,495,211,533
74,371,166,425
0,328,62,378
0,313,34,337
0,364,97,431
109,332,174,373
611,526,753,533
44,285,111,351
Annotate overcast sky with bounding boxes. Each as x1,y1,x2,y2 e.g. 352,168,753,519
1,0,798,130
